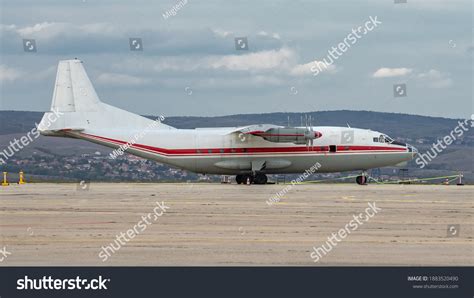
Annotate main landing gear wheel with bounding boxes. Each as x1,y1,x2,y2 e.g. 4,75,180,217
253,173,268,185
236,174,265,184
236,174,254,184
242,174,254,184
356,175,367,185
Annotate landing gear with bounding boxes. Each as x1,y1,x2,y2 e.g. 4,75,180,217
254,173,268,185
243,174,254,184
356,171,368,185
235,173,267,184
236,174,254,184
236,174,244,184
355,176,367,185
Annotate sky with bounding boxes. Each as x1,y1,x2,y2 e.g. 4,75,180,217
0,0,472,119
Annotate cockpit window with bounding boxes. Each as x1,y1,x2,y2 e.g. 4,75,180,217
373,135,394,143
384,135,394,143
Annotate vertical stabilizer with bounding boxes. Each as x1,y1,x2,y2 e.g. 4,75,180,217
40,59,176,135
51,59,101,112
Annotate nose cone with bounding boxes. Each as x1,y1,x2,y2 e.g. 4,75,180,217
407,144,418,157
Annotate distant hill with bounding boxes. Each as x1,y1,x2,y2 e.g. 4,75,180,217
0,110,472,183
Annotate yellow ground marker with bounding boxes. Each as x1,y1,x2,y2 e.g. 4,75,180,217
1,172,9,186
18,171,26,184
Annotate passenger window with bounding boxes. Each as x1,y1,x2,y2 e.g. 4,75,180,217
373,137,379,142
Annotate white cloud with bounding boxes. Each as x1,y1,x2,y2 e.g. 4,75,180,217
211,28,233,38
372,67,413,78
1,22,119,40
16,22,57,36
96,73,150,86
208,48,294,71
290,61,337,76
0,65,23,82
257,31,281,40
289,62,313,76
114,48,337,81
416,69,453,88
371,67,453,89
126,48,298,73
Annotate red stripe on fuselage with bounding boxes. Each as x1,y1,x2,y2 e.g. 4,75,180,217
78,132,407,156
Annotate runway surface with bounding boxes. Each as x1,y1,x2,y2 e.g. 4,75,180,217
0,183,472,266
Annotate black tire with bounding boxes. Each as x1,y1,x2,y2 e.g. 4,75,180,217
254,173,268,184
236,175,243,184
356,175,367,185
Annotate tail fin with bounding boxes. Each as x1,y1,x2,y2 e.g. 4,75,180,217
51,59,101,112
39,59,174,135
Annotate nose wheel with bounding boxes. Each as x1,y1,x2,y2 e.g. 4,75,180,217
356,172,368,185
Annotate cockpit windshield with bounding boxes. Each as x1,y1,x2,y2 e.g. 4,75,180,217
384,135,394,143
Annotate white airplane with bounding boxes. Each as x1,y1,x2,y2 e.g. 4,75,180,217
39,60,418,184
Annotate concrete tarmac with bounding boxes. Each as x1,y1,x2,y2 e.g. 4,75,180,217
0,183,472,266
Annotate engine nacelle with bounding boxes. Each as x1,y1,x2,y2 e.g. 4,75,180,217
251,128,322,144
